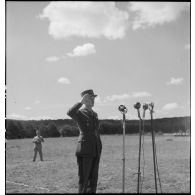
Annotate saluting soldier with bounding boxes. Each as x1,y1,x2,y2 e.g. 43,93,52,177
67,89,102,193
32,129,44,162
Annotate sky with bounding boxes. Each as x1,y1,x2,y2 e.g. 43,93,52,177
6,1,190,120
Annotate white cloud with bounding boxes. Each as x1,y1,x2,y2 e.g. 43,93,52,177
6,113,53,120
103,91,151,103
57,77,70,84
29,116,53,120
184,43,190,50
40,2,129,40
105,94,131,102
46,56,60,62
128,2,189,30
67,43,96,57
107,115,120,120
132,91,151,98
24,106,32,110
7,113,28,120
162,103,178,111
34,100,40,104
166,77,184,85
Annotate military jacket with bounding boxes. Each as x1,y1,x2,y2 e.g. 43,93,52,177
32,136,44,149
67,103,102,157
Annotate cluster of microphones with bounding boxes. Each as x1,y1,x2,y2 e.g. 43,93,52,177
118,102,154,116
118,102,161,194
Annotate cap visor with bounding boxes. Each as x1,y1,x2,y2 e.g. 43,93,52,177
90,94,97,97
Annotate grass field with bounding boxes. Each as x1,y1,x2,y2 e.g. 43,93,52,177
6,134,190,193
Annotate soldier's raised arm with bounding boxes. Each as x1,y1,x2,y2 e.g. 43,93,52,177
67,94,90,120
67,102,83,121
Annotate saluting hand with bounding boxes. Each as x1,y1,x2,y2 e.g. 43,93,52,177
80,94,91,105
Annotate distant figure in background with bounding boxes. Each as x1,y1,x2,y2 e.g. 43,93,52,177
67,89,102,193
32,129,44,162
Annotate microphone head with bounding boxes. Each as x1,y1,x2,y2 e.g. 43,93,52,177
134,102,141,109
143,103,149,110
118,105,128,114
148,102,154,110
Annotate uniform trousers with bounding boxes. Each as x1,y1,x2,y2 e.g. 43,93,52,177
33,147,43,161
77,155,101,193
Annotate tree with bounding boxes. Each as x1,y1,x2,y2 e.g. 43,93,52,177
15,120,26,138
59,125,79,137
6,120,20,139
46,123,60,137
24,123,35,138
38,123,48,137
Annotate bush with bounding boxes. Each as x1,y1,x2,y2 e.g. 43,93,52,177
46,123,60,137
59,125,79,137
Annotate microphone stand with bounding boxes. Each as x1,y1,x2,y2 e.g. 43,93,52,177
134,102,142,194
149,103,158,193
118,105,128,193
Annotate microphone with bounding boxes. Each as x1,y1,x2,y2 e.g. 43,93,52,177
149,102,154,109
118,105,128,114
134,102,141,119
148,102,154,113
134,102,141,110
143,103,149,110
143,103,149,118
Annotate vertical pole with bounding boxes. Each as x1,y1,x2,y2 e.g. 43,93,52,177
150,109,158,193
134,102,142,194
122,113,125,193
119,105,127,193
137,117,142,193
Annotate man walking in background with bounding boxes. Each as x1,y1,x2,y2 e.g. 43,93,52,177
32,129,44,162
67,89,102,193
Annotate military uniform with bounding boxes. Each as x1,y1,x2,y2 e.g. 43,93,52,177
67,102,102,193
32,135,44,161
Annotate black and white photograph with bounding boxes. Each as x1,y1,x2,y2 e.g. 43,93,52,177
5,1,191,193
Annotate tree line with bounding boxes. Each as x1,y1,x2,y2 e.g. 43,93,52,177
5,116,190,139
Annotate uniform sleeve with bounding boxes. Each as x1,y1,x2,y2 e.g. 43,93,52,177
41,136,44,142
67,102,83,121
32,137,36,143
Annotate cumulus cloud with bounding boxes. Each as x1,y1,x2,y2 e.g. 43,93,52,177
46,56,60,62
29,116,53,120
162,103,178,111
107,115,120,120
7,113,53,120
104,91,151,102
24,106,32,110
40,2,129,40
7,113,28,120
34,100,40,104
132,91,151,98
184,43,190,50
166,77,183,85
57,77,70,84
128,2,189,30
67,43,96,57
105,94,131,102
